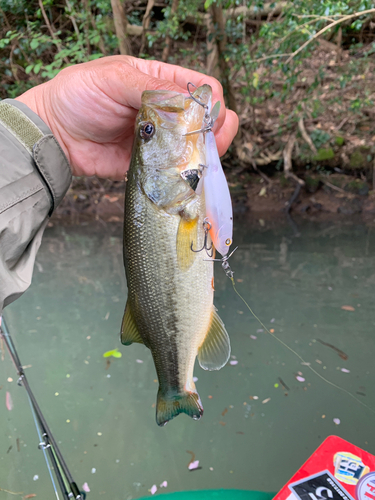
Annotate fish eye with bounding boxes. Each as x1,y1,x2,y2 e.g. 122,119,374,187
140,122,155,140
225,238,232,246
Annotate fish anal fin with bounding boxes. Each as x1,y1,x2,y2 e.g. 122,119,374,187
120,301,144,346
176,216,198,271
198,308,230,371
156,389,203,426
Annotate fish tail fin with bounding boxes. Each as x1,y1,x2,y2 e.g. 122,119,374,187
156,389,203,427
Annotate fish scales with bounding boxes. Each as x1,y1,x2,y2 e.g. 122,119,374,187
122,86,230,426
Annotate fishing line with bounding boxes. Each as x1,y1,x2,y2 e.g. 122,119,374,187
225,273,375,414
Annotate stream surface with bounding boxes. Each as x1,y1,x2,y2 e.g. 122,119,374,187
1,216,375,499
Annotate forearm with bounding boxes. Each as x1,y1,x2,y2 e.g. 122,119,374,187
0,99,72,313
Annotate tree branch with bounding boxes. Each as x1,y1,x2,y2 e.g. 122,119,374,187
286,8,375,64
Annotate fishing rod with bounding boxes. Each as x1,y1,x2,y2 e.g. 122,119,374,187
0,316,82,500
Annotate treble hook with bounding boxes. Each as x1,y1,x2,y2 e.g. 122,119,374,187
187,82,209,110
191,218,213,257
184,83,214,137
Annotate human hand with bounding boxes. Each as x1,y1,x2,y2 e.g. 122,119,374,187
16,56,239,180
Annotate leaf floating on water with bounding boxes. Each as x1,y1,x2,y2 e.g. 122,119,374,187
82,482,90,493
188,460,200,470
23,495,37,499
103,349,122,358
341,305,355,311
6,391,13,411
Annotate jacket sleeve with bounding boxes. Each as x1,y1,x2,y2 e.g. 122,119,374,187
0,99,72,314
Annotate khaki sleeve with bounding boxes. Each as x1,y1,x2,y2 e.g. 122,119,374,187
0,99,72,314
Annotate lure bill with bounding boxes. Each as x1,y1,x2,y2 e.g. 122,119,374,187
121,85,231,426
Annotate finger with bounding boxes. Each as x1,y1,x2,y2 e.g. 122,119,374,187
126,57,227,131
215,109,239,157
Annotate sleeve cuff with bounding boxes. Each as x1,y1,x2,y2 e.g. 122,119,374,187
1,99,72,213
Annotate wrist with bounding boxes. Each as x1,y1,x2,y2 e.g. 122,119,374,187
15,84,71,165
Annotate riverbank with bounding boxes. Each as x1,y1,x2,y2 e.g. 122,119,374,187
54,168,375,228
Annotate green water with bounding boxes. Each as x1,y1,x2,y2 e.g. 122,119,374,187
1,217,375,499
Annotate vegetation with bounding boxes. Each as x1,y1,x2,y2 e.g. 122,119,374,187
1,0,375,211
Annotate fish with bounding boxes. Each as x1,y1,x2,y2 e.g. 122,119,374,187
121,85,231,426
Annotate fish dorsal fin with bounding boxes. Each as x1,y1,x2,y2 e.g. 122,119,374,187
198,308,230,370
176,216,198,271
120,301,144,346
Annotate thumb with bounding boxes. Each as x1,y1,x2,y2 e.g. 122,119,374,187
100,58,188,111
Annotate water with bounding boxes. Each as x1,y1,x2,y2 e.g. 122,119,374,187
1,216,375,499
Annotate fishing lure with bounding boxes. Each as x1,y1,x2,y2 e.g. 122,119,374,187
186,83,233,258
203,128,233,257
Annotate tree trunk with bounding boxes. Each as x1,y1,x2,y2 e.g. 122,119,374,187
110,0,132,55
210,4,238,116
139,0,154,55
162,0,179,62
206,7,219,79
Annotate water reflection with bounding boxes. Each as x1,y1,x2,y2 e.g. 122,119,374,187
1,217,375,499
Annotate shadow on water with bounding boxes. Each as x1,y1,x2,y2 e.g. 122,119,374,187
1,215,375,499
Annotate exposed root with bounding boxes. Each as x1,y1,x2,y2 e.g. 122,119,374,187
298,117,317,154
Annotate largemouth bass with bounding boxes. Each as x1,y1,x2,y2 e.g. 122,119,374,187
121,85,230,426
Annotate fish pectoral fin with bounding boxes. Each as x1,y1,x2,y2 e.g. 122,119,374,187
176,216,198,271
120,302,144,346
198,308,231,371
156,389,203,427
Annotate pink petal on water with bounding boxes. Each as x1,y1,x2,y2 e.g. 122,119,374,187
250,335,257,340
150,485,157,495
229,360,238,366
296,376,305,382
333,418,341,425
82,482,90,493
136,359,143,364
341,368,350,373
188,460,199,470
160,481,168,488
6,391,13,411
193,377,198,382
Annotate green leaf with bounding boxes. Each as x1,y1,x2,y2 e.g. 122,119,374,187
25,64,34,75
103,348,122,358
30,39,40,50
0,39,10,49
252,72,259,89
33,63,42,75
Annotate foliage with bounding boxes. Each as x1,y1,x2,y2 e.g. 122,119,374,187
1,0,374,173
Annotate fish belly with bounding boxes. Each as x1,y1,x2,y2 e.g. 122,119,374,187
124,180,213,425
